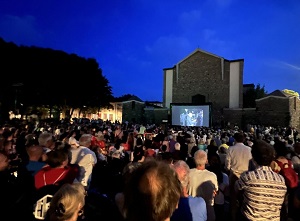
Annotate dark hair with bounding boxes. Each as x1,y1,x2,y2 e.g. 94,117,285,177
136,137,143,146
207,153,223,184
273,140,288,157
123,160,181,221
46,149,68,168
161,144,167,152
251,140,275,166
234,132,245,143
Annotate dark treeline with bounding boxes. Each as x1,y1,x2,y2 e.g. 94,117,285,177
0,37,114,123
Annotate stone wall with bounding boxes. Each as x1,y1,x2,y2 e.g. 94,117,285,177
255,96,300,129
223,108,256,129
289,97,300,129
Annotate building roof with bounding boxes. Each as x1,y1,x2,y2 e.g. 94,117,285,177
127,95,143,102
113,95,143,102
268,90,290,97
256,89,292,102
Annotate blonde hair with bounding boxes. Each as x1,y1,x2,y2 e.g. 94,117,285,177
48,183,85,221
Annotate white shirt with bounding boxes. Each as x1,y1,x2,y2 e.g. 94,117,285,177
69,146,97,188
188,169,218,206
225,142,252,177
188,169,218,221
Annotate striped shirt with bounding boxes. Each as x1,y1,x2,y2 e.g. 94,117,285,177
235,166,287,221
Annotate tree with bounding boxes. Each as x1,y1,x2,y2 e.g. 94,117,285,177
0,37,114,123
243,84,267,108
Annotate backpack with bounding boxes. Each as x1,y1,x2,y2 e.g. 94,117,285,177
275,159,299,189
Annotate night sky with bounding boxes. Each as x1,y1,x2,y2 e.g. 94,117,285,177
1,0,299,101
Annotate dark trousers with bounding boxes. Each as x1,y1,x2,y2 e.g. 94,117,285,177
229,172,240,221
214,203,225,221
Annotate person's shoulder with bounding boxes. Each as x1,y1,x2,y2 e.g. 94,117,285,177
188,195,205,204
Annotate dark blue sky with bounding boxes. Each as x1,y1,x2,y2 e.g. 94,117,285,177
1,0,299,101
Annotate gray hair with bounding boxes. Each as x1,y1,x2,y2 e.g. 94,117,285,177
173,160,190,188
79,134,92,147
38,132,53,146
193,150,207,166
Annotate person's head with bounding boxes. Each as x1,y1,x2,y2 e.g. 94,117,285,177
209,139,217,146
161,144,167,152
136,137,143,146
26,144,45,161
78,134,92,147
2,140,17,158
47,183,86,221
294,142,300,154
38,132,54,147
251,139,275,166
25,133,39,147
172,160,190,189
174,142,181,151
208,153,221,168
123,160,181,221
218,145,227,154
68,137,79,148
273,140,288,157
233,132,245,143
122,162,142,185
0,151,10,172
46,149,69,168
193,150,208,167
190,145,199,157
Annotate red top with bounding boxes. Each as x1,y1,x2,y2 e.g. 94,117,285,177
34,165,78,190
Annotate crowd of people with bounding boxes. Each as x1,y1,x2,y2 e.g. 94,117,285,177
1,118,300,221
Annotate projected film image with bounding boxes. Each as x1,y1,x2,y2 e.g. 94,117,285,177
171,105,210,127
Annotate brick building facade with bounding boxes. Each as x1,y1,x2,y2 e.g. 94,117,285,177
120,49,300,129
255,90,300,129
163,48,244,127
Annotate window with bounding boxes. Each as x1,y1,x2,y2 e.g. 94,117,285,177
132,101,136,109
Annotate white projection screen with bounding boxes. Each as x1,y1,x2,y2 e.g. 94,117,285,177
170,103,211,127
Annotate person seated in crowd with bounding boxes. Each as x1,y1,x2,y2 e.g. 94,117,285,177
171,160,207,221
123,160,181,221
44,183,86,221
